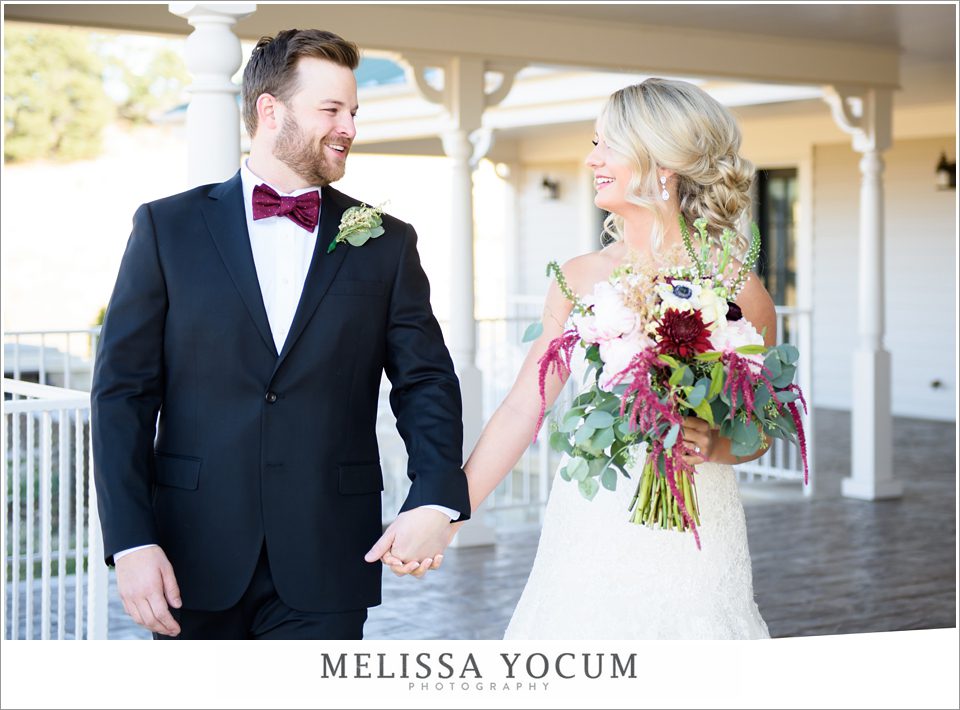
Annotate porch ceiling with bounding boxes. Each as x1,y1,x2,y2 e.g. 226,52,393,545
5,2,940,88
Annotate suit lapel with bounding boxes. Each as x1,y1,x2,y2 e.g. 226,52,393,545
201,172,278,358
273,185,349,374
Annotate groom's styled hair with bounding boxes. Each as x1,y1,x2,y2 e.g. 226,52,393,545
242,28,360,137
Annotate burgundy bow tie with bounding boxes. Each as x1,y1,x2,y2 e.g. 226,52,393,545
252,183,321,232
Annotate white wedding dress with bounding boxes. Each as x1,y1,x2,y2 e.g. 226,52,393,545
504,346,770,640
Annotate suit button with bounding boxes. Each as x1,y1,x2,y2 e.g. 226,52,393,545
265,391,278,403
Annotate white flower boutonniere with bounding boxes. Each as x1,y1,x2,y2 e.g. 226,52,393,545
327,203,386,253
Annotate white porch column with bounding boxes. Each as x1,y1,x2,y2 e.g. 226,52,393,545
401,54,521,546
823,86,902,500
169,3,255,187
441,127,483,409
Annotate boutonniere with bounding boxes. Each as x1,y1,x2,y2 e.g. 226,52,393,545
327,202,386,253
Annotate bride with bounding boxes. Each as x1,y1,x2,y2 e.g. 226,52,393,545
395,78,775,639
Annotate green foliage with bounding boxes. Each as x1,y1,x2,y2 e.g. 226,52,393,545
4,25,190,164
729,222,763,296
4,25,115,162
522,321,543,342
108,47,189,125
546,261,588,315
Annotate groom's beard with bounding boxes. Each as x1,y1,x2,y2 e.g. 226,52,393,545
273,113,348,187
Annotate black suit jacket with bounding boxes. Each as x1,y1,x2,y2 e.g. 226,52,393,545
91,172,471,612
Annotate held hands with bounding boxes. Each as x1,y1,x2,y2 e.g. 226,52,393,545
364,507,459,579
115,546,182,637
679,415,718,468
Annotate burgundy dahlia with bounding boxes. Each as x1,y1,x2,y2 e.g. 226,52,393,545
726,302,743,321
655,308,713,358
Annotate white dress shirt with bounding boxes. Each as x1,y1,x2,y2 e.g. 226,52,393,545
113,162,457,563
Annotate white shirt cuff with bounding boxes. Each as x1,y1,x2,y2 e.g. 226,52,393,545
422,504,460,521
113,543,159,561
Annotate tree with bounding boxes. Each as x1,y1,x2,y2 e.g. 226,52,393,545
108,47,190,125
3,25,116,163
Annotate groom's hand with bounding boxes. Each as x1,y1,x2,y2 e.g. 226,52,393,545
364,507,454,579
115,546,182,636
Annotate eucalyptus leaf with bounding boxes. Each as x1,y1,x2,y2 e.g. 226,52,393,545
573,392,594,407
587,458,607,477
730,437,762,457
687,381,707,408
763,353,783,379
719,418,735,439
601,466,618,492
585,410,615,428
591,426,616,452
711,397,730,424
753,385,772,415
598,397,622,414
345,231,373,247
567,457,589,481
574,425,596,446
578,477,600,501
522,321,544,343
663,423,680,449
778,344,800,364
775,390,799,403
772,365,797,388
730,418,754,446
549,431,574,455
559,464,572,482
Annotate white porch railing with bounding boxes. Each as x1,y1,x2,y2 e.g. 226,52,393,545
3,328,101,391
735,306,816,495
1,309,813,639
2,378,109,640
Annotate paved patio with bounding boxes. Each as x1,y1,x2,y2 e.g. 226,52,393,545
14,408,956,640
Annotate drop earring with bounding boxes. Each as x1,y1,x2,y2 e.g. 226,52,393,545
660,175,669,201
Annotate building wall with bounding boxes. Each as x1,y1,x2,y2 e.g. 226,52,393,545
514,163,588,301
812,136,956,421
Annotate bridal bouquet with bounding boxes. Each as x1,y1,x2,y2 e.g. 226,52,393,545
530,217,809,548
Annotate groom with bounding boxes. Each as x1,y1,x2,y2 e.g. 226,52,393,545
91,29,471,640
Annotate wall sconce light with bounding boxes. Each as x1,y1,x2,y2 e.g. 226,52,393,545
935,152,956,190
541,176,561,200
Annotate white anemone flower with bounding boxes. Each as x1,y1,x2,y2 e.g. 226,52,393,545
656,280,702,311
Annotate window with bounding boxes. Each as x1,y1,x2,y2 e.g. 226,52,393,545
753,168,798,307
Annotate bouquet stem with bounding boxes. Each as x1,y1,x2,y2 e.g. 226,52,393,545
629,454,701,535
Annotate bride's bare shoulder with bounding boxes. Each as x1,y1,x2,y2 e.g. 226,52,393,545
560,246,622,296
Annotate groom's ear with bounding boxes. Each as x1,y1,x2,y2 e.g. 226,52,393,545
255,93,280,133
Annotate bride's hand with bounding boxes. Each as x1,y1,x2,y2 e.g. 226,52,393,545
375,518,467,578
680,416,717,466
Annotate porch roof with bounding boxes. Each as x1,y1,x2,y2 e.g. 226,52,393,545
10,2,953,89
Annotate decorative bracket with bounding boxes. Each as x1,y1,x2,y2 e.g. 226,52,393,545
396,52,522,129
823,84,893,153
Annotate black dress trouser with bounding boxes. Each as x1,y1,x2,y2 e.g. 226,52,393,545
154,542,367,640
